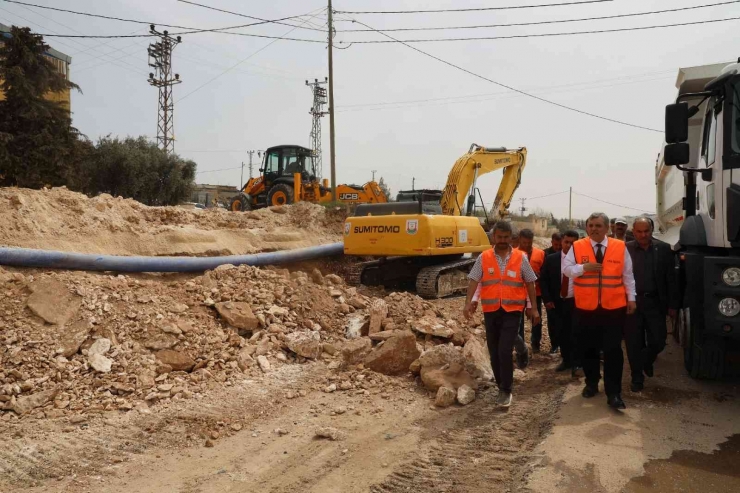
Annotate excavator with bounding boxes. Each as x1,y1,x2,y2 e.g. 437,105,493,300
343,144,527,298
230,144,388,211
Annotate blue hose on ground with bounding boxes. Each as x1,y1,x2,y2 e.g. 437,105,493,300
0,243,344,273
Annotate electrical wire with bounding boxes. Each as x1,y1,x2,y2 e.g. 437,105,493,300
175,7,327,103
336,0,613,15
343,18,662,133
339,1,740,32
346,16,740,43
196,166,242,174
177,0,326,33
525,190,570,201
572,191,653,213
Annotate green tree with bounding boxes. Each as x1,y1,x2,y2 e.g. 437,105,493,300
73,136,196,206
0,26,82,188
378,176,392,200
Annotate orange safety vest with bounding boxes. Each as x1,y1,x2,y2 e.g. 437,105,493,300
480,248,528,313
571,238,627,310
519,247,545,296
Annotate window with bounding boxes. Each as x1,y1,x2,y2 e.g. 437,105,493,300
732,81,740,154
701,101,718,167
264,151,280,174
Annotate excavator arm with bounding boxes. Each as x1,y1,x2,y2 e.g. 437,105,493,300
440,144,527,219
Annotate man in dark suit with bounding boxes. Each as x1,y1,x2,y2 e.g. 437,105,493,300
625,217,679,392
540,230,580,372
544,232,562,257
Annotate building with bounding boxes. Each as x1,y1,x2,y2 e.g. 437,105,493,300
512,214,558,237
0,23,72,110
191,184,240,207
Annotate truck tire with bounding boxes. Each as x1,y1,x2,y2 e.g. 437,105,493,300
688,335,725,380
230,193,251,212
267,184,293,206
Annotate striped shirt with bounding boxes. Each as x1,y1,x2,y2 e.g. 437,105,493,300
468,247,538,283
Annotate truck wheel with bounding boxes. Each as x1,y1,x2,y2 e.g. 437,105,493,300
230,194,251,212
267,184,293,206
689,334,726,380
679,308,694,373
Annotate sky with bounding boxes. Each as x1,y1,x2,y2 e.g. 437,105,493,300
1,0,738,219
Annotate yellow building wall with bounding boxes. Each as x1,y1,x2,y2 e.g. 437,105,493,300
0,54,71,110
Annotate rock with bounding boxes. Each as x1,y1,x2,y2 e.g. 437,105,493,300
363,331,420,376
160,321,182,335
11,388,59,415
324,274,343,285
419,344,465,369
155,350,195,372
310,268,324,285
514,369,526,381
457,385,476,405
345,314,366,339
89,353,113,373
55,320,90,358
329,288,343,297
322,343,338,356
138,370,156,389
205,439,215,448
284,331,321,360
214,302,259,331
315,427,341,441
170,303,189,313
26,279,81,326
462,338,493,381
348,297,367,309
236,348,254,371
88,338,111,356
341,338,372,366
421,362,476,392
409,359,421,375
143,334,178,351
368,299,388,335
434,387,456,408
324,384,337,393
369,329,405,342
69,415,87,424
412,318,454,338
257,355,270,372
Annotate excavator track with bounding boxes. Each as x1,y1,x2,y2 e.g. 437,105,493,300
416,257,476,298
347,260,381,286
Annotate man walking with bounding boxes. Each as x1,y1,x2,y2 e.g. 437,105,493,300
517,229,546,352
613,217,634,242
465,221,540,408
540,230,580,372
563,213,636,410
544,232,562,256
625,217,679,391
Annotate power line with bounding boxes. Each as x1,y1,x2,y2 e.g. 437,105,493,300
525,190,570,201
338,1,740,32
176,0,326,33
196,166,242,174
346,16,740,44
572,191,653,213
344,18,662,133
175,7,327,103
31,30,326,41
336,0,613,15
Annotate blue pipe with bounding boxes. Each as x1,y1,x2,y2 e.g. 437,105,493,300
0,243,344,273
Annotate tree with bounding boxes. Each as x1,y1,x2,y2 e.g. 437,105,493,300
72,136,196,206
0,26,82,188
378,176,392,200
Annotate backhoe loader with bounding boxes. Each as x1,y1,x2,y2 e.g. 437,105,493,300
344,144,527,298
230,145,388,211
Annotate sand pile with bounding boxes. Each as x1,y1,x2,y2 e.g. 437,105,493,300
0,187,345,256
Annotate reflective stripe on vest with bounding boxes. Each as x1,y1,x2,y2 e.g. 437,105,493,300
571,238,627,310
479,248,528,313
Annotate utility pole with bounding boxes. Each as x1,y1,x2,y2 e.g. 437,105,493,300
327,0,337,201
412,177,415,191
147,25,181,155
371,170,377,181
245,150,263,182
569,186,573,226
519,197,527,216
306,78,328,178
240,161,244,188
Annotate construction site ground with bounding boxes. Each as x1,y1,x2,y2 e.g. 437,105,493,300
2,191,740,492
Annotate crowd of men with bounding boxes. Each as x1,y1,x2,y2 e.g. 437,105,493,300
465,212,678,410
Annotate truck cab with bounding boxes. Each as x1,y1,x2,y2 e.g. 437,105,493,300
660,60,740,378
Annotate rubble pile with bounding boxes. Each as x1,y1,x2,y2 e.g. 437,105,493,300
0,262,493,419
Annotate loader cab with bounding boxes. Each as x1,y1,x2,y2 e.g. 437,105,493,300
261,145,316,187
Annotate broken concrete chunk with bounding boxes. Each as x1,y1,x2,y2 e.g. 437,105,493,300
11,388,59,415
457,384,476,405
88,338,111,356
341,338,372,366
26,279,81,326
88,353,112,373
412,317,454,339
284,331,321,360
434,386,456,408
363,331,420,376
155,350,195,372
214,302,259,330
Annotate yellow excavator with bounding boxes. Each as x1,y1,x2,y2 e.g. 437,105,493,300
344,144,527,298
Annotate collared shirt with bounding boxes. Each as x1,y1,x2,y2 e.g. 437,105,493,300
632,241,657,294
561,250,574,299
562,236,636,302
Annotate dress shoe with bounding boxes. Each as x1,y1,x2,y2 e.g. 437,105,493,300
644,364,654,378
630,382,644,392
582,385,598,398
516,349,529,370
555,361,571,372
607,394,627,409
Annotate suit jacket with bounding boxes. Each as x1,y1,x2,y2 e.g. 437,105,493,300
539,251,563,306
626,238,679,312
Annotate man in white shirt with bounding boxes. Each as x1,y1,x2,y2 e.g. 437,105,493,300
563,212,636,410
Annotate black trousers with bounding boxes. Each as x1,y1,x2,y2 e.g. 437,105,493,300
557,298,576,366
544,302,561,351
625,296,667,385
519,296,543,348
576,307,626,397
484,309,522,394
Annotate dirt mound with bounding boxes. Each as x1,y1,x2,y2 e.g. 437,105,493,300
0,187,344,256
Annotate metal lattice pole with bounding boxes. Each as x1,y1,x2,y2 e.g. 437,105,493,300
147,25,182,155
306,77,328,178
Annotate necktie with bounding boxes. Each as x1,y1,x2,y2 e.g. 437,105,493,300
595,244,604,264
560,274,569,298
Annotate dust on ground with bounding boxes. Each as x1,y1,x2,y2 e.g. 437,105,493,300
0,187,345,256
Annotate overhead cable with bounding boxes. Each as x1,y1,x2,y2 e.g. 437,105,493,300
572,191,653,213
177,0,326,32
343,18,662,133
335,0,613,15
